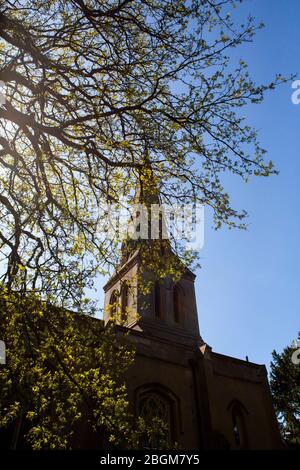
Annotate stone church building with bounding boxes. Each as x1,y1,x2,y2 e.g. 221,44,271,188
103,180,282,449
0,179,283,450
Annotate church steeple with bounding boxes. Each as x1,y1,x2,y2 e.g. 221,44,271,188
133,164,160,206
103,169,203,347
120,164,163,265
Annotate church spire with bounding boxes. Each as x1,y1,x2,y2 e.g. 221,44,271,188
120,163,164,265
133,163,160,206
104,161,202,345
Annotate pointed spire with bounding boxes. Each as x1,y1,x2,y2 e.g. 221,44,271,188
134,163,160,206
120,162,166,265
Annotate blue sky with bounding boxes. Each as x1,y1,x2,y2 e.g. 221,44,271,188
198,0,300,370
96,0,299,372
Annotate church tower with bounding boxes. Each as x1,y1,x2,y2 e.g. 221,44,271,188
103,172,203,349
102,172,212,449
103,243,202,347
102,172,282,450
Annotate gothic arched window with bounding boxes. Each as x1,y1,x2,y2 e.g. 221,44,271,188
139,392,172,449
121,282,129,322
231,403,248,449
109,290,118,317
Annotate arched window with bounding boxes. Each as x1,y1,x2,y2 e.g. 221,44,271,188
231,403,248,449
109,290,118,317
121,282,129,322
139,392,172,449
154,281,161,318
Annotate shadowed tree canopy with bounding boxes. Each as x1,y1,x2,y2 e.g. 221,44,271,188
0,0,287,306
270,334,300,448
